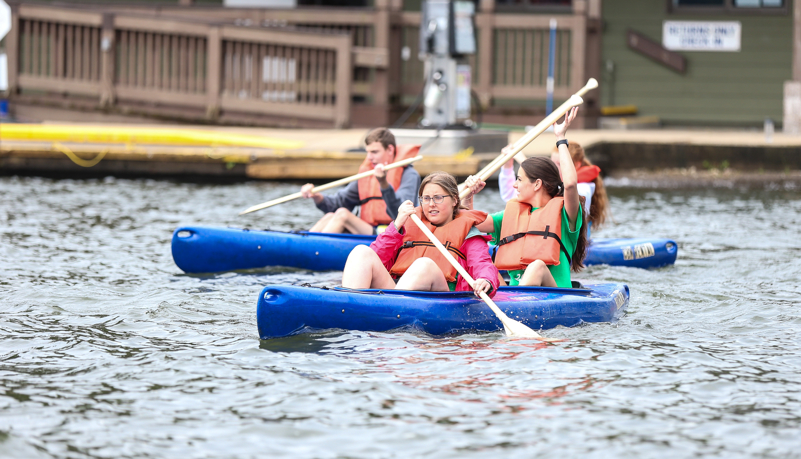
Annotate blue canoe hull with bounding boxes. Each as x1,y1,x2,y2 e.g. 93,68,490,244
172,226,677,274
257,283,630,339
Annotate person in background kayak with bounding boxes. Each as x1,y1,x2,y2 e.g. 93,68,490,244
464,107,588,288
498,142,608,239
341,172,499,298
300,128,421,235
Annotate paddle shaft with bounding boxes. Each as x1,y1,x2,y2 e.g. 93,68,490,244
408,214,543,338
240,155,423,215
459,78,598,198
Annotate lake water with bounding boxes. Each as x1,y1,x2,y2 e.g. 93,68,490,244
1,175,800,458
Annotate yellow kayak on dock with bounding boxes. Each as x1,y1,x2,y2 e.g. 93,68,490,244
0,124,305,150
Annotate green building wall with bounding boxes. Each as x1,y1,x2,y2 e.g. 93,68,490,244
600,0,793,127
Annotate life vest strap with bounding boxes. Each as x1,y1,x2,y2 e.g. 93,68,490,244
398,240,466,260
358,196,384,206
497,226,572,265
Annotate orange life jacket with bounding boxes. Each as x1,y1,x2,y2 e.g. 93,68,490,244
576,165,601,183
390,207,488,282
357,144,420,226
494,197,571,270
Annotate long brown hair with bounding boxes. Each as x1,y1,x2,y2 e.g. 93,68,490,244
565,142,609,228
519,157,588,272
418,171,468,220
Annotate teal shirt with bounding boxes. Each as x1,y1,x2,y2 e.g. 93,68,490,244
488,203,583,288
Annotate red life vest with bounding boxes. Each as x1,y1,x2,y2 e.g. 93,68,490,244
494,197,571,270
357,144,420,226
576,165,601,183
390,207,488,282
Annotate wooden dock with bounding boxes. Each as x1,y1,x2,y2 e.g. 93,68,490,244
2,124,801,180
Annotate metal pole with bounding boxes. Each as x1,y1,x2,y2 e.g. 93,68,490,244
546,18,556,116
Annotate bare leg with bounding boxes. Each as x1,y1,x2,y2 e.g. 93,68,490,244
310,213,335,232
395,258,450,292
518,260,557,287
321,208,375,235
342,245,396,290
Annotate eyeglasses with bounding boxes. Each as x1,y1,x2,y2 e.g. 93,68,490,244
419,194,451,204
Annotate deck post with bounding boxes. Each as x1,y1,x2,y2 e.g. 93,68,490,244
785,0,801,134
5,3,19,95
206,25,221,120
335,34,352,128
475,0,495,109
100,13,116,107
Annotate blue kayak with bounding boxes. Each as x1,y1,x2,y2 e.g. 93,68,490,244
172,226,677,273
257,282,630,339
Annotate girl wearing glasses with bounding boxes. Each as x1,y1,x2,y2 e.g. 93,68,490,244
464,107,588,288
341,172,500,298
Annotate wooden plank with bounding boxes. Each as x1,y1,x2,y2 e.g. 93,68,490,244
56,23,65,78
251,43,259,99
197,38,207,94
491,85,572,99
571,15,586,92
19,5,103,27
298,47,308,103
494,14,574,29
74,26,81,80
233,41,242,97
178,35,187,92
18,74,102,95
475,13,492,106
220,93,336,120
145,33,154,88
206,26,222,113
533,29,541,85
352,47,388,68
257,43,266,100
136,31,145,86
91,27,99,81
171,34,179,91
334,36,352,128
113,16,209,36
188,36,196,93
220,26,347,50
223,40,233,94
309,47,318,104
154,34,162,89
626,29,686,74
115,86,207,106
65,24,73,79
82,26,91,80
49,22,57,77
32,21,40,76
128,31,137,86
515,29,524,86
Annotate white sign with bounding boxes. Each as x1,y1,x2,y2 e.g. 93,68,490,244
663,21,741,52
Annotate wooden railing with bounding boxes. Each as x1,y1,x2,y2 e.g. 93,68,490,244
7,3,353,127
5,0,594,128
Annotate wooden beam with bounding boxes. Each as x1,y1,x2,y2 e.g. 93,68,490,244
627,29,686,74
6,3,19,94
18,75,102,95
794,0,801,81
19,4,103,26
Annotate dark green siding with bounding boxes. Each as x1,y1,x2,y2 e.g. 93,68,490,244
601,0,793,126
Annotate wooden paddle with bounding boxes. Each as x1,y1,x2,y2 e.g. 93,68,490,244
239,155,423,215
458,78,599,197
409,214,556,341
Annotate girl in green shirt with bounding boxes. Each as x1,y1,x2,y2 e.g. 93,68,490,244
462,106,588,287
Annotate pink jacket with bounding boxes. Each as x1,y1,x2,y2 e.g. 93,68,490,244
370,222,500,298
